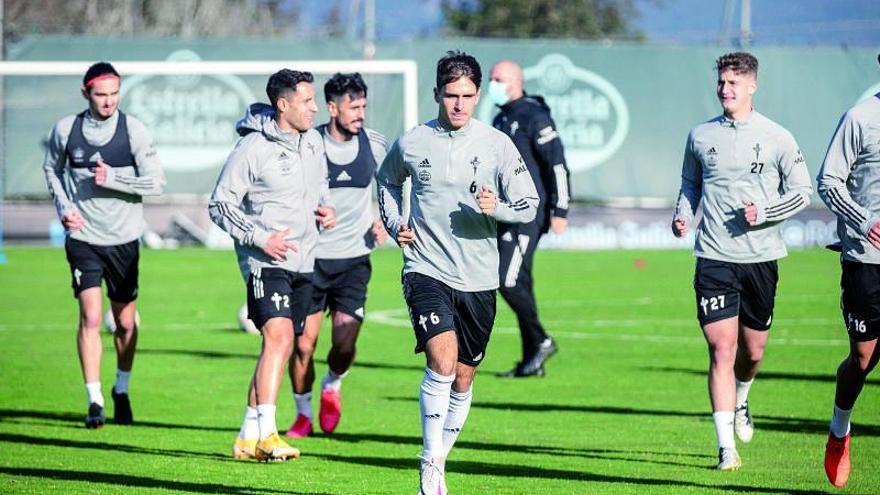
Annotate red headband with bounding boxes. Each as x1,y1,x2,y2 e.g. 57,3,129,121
83,73,120,90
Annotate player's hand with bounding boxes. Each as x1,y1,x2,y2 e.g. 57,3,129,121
743,201,758,226
550,216,567,234
62,209,86,231
672,218,688,238
263,228,299,262
396,224,415,247
316,206,336,229
868,221,880,250
372,221,388,246
477,185,497,215
94,159,109,186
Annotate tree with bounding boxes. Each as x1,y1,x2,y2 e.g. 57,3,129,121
441,0,644,40
321,0,346,39
3,0,301,43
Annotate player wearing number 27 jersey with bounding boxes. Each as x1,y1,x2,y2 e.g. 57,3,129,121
672,52,812,472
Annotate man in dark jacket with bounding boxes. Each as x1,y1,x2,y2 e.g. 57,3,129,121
489,60,572,378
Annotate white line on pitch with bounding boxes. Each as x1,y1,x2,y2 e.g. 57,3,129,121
0,310,849,347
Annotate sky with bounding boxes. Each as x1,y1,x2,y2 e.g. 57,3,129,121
301,0,880,47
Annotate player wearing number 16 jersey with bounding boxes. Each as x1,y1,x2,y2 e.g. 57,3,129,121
377,51,538,495
671,52,812,471
817,55,880,489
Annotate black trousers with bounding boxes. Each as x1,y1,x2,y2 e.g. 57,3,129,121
498,219,547,361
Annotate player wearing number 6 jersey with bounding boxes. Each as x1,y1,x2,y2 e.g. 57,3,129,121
377,51,538,494
671,52,812,471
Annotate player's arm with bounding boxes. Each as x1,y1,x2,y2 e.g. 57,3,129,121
672,132,702,237
42,120,84,231
315,145,336,229
97,118,165,197
376,139,411,244
745,132,812,226
493,138,539,224
531,113,571,221
208,140,273,249
367,129,391,244
817,111,880,245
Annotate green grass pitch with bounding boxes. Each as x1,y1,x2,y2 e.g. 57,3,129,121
0,246,877,494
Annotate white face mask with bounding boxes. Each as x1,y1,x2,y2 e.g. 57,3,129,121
488,80,510,106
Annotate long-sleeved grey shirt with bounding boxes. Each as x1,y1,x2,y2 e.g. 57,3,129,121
378,118,539,292
817,94,880,264
209,103,332,279
674,111,812,263
316,124,388,259
43,109,165,246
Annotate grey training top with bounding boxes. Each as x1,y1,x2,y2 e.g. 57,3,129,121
674,111,813,263
43,109,165,246
316,124,388,259
378,118,539,292
817,94,880,265
209,103,332,279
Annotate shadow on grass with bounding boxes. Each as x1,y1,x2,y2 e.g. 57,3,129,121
309,453,845,495
347,360,424,372
0,408,237,433
384,397,880,437
0,467,335,495
0,432,230,462
138,348,256,360
643,366,880,385
137,349,422,372
328,430,712,468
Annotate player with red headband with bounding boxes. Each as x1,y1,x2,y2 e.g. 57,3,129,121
42,62,165,429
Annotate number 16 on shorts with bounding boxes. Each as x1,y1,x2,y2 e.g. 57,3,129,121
418,312,440,332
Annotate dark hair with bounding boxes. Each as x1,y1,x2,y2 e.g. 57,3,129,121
716,52,758,77
324,72,368,103
82,62,119,89
436,50,482,90
266,69,315,108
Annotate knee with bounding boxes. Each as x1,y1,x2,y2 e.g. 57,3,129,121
294,336,316,359
115,316,138,336
264,330,294,357
427,360,456,377
847,353,876,375
453,375,473,392
741,344,765,364
79,310,103,333
710,343,738,365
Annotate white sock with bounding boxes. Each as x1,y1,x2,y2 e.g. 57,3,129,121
830,405,852,439
238,406,259,440
735,378,753,408
419,368,454,459
85,382,104,407
114,369,131,395
294,392,313,419
321,369,347,392
256,404,278,440
713,411,736,449
441,386,472,458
